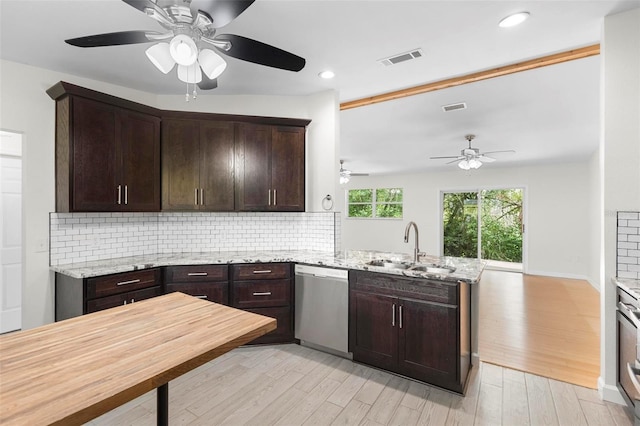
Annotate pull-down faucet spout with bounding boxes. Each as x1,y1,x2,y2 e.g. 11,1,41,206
404,221,426,263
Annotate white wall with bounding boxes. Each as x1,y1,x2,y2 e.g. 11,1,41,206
600,8,640,403
0,59,337,329
339,160,596,282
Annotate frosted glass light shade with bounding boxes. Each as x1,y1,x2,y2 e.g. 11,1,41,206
458,160,470,170
169,34,198,66
198,49,227,79
177,63,203,83
468,159,482,169
145,43,176,74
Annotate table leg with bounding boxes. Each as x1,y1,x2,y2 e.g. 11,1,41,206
157,383,168,426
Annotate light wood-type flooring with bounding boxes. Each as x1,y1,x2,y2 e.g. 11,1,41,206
478,270,601,389
88,343,630,426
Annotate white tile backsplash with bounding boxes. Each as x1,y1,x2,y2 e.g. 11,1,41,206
618,211,640,279
50,211,337,265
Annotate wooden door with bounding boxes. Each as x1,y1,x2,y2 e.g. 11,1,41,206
235,123,271,211
119,110,160,211
349,290,398,372
398,298,460,391
71,97,118,211
161,119,200,210
270,126,305,211
199,121,235,211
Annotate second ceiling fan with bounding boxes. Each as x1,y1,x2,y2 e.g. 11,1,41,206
430,134,515,170
65,0,306,91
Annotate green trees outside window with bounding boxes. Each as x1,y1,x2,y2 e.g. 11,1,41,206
443,189,523,263
348,188,403,219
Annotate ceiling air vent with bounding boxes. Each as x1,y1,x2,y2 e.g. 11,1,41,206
379,49,423,66
442,102,467,112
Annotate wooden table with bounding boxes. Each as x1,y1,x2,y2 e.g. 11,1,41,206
0,292,276,425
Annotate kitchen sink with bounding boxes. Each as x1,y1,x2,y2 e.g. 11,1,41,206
409,264,456,274
366,260,411,270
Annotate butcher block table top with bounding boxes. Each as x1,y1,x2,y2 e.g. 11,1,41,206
0,292,276,425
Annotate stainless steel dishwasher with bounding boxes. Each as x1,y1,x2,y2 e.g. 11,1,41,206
294,264,351,358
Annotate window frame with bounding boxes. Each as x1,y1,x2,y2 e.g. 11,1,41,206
346,187,404,219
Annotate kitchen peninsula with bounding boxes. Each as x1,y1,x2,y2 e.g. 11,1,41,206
53,250,484,394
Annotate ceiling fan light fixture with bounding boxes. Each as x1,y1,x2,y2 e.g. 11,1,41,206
198,49,227,79
468,158,482,169
458,160,471,170
498,11,530,28
177,63,202,84
340,173,350,184
145,42,175,74
169,34,198,66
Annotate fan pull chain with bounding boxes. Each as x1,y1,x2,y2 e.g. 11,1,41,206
185,81,190,102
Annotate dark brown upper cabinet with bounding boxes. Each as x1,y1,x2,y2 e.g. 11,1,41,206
161,119,235,211
235,123,305,212
54,95,160,212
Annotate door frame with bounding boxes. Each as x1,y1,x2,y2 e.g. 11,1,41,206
438,185,528,273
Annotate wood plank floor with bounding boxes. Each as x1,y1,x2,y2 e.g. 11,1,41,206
88,343,630,426
478,270,601,389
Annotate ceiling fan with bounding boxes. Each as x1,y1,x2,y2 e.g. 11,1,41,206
339,160,368,184
65,0,305,92
430,134,515,170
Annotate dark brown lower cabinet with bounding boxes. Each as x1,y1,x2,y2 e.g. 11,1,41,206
164,265,229,305
349,270,470,394
231,263,294,344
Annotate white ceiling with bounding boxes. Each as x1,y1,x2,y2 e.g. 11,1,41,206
1,0,639,174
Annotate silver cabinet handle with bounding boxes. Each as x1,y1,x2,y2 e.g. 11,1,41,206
187,272,208,276
116,279,141,286
399,306,403,329
131,299,135,303
252,270,272,274
200,188,204,205
392,303,396,326
117,185,122,205
268,189,271,206
273,189,277,206
123,300,127,305
124,185,128,205
253,292,272,296
194,295,208,299
195,188,198,205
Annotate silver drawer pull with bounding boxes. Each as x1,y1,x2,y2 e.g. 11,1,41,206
116,279,141,286
187,272,208,276
253,292,272,296
252,270,272,274
399,306,403,329
392,304,396,326
194,295,208,299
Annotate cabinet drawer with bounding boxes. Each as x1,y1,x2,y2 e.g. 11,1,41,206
164,265,228,282
232,263,291,280
86,286,161,313
232,279,291,308
86,269,160,299
166,282,229,305
244,307,293,344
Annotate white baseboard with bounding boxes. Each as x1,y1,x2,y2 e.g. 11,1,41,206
598,376,626,405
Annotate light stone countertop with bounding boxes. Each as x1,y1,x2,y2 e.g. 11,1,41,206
613,276,640,299
51,250,486,284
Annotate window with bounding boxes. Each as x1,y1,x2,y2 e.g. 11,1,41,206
347,188,403,218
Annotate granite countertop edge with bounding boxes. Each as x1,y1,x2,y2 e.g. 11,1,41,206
612,276,640,299
51,250,486,284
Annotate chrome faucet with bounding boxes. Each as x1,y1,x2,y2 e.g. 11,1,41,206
404,221,426,263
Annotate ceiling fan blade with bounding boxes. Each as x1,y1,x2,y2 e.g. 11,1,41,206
351,173,369,176
482,150,516,155
477,155,496,163
197,75,218,90
213,34,305,71
65,31,163,47
430,155,463,160
446,158,463,165
192,0,255,28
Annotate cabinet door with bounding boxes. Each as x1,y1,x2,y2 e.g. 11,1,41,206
618,312,640,404
161,119,200,210
71,97,118,211
119,110,160,211
349,291,398,372
86,286,162,313
235,123,271,211
200,121,235,211
270,126,305,211
398,298,459,391
244,306,293,344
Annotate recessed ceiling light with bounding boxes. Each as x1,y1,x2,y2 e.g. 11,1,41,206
498,12,530,28
318,70,335,79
